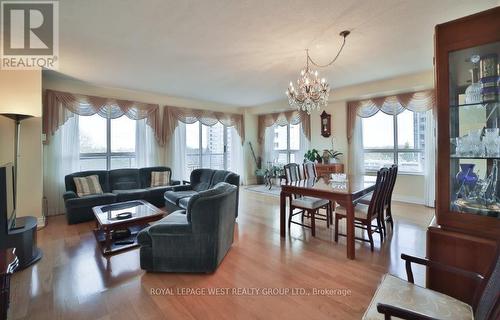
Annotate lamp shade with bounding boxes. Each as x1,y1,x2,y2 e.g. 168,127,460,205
0,113,34,122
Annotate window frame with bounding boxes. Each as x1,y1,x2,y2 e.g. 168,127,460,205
273,124,301,164
79,116,137,170
363,111,425,175
185,122,231,175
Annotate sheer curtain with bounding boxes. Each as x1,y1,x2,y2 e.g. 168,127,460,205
348,116,365,175
136,119,159,167
424,109,436,207
263,125,278,168
43,115,80,216
168,121,187,181
229,127,244,184
294,123,310,164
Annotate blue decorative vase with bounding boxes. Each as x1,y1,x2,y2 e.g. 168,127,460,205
456,163,478,186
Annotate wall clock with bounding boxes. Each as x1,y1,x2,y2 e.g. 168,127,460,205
320,111,331,137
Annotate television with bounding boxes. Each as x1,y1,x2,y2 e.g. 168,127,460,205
0,163,15,232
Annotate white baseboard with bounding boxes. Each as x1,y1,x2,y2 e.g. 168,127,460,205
392,194,426,206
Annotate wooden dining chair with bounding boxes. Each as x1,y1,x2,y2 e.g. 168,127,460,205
284,163,331,237
303,161,334,224
358,164,398,236
303,161,318,179
334,167,389,251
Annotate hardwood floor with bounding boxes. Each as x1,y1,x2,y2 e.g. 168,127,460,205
8,190,434,320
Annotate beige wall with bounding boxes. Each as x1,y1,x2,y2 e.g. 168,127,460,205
247,70,434,204
0,70,43,225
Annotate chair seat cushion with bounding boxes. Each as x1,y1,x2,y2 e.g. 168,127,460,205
291,196,329,209
336,204,369,219
362,274,473,320
164,190,198,206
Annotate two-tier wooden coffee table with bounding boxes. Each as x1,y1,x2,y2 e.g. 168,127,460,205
93,200,164,255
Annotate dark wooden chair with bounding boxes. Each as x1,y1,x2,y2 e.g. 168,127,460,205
334,167,389,251
359,164,398,236
303,161,334,224
363,252,500,320
284,163,331,237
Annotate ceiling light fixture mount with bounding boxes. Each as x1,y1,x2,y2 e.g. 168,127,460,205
286,30,350,114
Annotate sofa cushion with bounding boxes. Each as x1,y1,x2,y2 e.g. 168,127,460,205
151,171,171,187
109,169,141,190
164,190,198,206
65,170,109,193
139,166,171,188
112,189,147,202
362,274,473,320
73,175,104,197
191,169,215,192
209,170,231,188
65,193,117,209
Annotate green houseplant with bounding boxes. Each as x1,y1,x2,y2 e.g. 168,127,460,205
304,149,322,163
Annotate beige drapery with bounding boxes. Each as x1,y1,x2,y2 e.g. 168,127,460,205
43,90,162,145
162,106,245,145
257,110,311,144
346,89,435,144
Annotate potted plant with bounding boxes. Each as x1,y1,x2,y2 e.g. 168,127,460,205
322,149,343,164
304,149,322,163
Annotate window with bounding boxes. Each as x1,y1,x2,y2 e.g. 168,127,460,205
273,123,302,164
362,109,426,173
79,114,137,171
185,122,234,178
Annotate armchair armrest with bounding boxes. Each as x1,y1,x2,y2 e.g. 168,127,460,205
63,191,78,201
149,211,192,235
169,184,194,192
400,253,484,285
377,303,439,320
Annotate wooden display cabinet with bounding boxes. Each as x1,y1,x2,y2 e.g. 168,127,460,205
428,7,500,305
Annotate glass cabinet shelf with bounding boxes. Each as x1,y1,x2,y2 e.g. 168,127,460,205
450,155,500,160
448,41,500,219
450,100,499,108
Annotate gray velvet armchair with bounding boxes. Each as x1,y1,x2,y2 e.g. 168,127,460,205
138,182,237,273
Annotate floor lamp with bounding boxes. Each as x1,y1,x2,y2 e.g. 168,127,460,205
0,112,42,269
1,113,34,227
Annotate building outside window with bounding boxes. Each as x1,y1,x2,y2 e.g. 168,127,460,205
79,114,137,171
185,121,234,178
362,109,426,173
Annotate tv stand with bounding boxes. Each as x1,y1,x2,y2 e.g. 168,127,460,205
10,221,25,231
4,216,42,269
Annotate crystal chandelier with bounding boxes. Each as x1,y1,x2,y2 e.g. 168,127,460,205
286,31,350,114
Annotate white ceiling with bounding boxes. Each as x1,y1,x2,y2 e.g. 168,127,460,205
55,0,498,106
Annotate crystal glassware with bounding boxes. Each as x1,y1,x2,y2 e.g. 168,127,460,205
465,55,482,105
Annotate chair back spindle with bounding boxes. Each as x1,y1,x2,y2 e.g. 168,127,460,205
303,161,317,179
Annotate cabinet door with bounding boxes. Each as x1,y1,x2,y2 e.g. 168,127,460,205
435,7,500,239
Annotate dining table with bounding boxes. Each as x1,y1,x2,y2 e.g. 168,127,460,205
280,174,377,260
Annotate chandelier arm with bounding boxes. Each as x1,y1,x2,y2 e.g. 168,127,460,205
307,31,348,68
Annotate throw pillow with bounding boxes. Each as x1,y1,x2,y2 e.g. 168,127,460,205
73,175,104,197
151,171,171,187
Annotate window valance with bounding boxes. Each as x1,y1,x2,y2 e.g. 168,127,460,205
258,110,311,144
162,106,245,145
346,89,435,143
43,89,162,145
